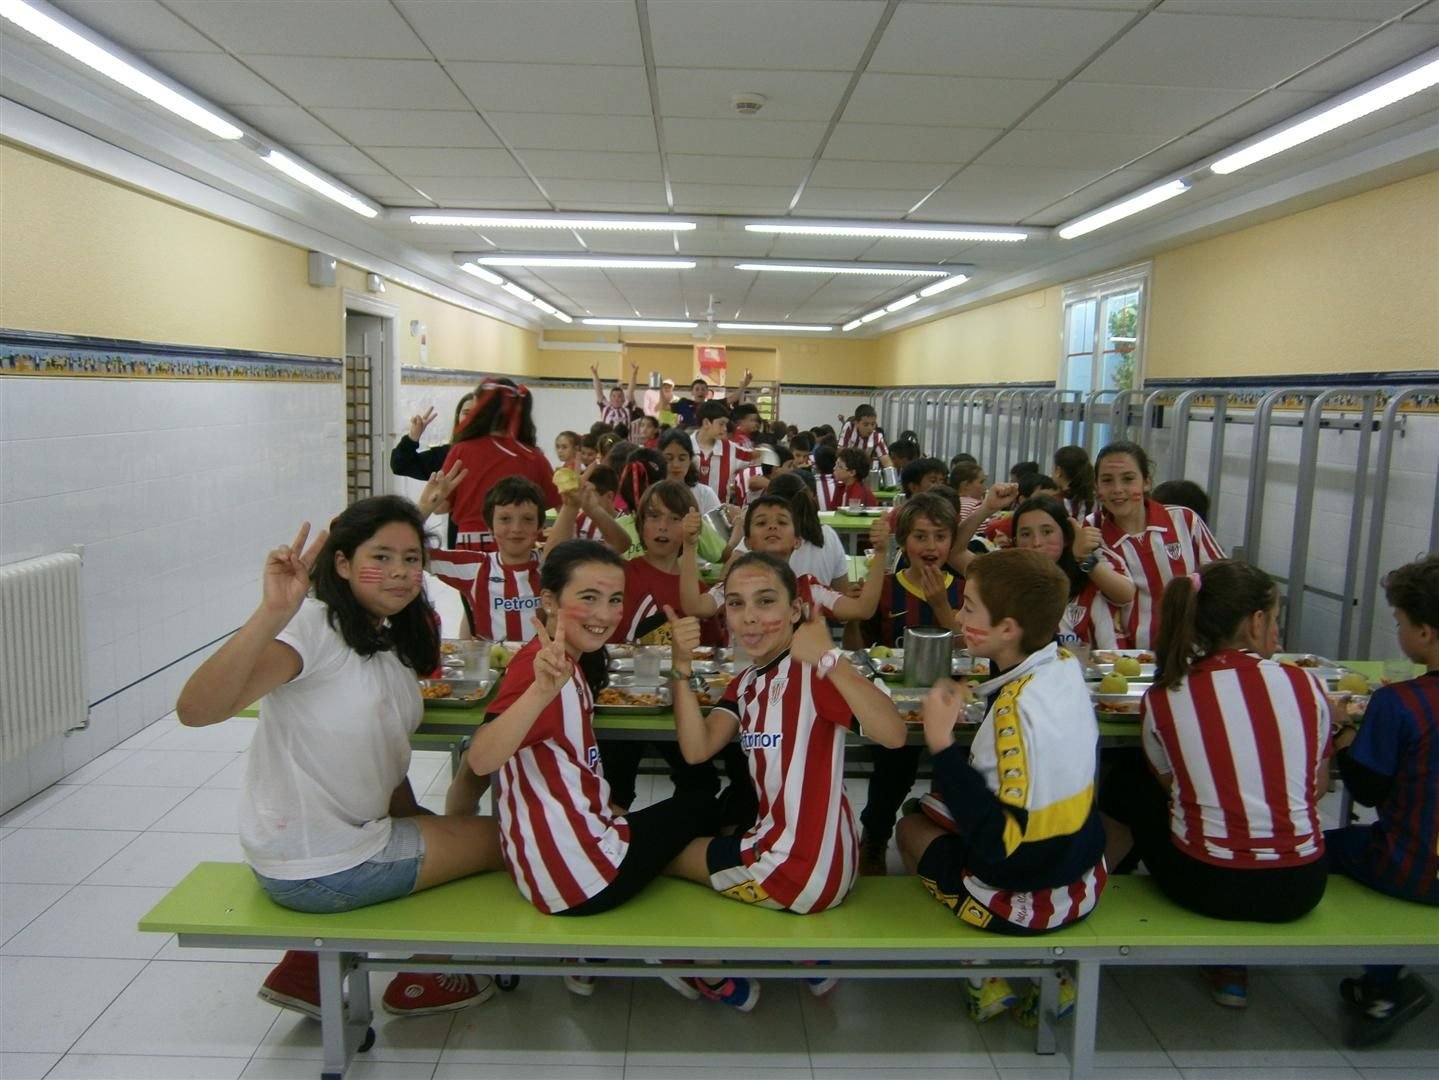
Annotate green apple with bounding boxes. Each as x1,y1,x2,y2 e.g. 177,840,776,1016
1114,656,1142,677
1098,673,1129,695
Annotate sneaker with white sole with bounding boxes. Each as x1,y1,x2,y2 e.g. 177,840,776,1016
257,950,322,1021
381,972,494,1016
694,976,760,1012
967,977,1018,1022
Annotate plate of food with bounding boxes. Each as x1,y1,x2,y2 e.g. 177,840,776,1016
594,686,672,713
1273,653,1351,684
606,643,636,659
954,655,990,678
418,679,491,708
838,506,887,517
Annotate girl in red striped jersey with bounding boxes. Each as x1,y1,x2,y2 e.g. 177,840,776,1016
1103,560,1331,1007
664,554,907,1008
1089,442,1225,649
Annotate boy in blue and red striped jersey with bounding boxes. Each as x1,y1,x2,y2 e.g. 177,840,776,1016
1328,554,1438,1046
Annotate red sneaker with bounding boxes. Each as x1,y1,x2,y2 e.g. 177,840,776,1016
382,972,495,1016
258,951,321,1020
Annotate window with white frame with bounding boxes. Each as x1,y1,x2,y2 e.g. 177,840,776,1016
1060,264,1150,398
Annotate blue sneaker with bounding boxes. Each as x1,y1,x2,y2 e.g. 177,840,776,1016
695,976,760,1012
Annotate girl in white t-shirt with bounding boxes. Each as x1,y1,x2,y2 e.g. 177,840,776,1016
176,495,504,1022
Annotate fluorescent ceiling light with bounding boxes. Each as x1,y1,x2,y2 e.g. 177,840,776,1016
859,310,887,324
717,322,833,332
0,0,243,139
582,318,699,329
550,310,574,324
919,274,970,298
531,297,558,315
501,281,535,303
474,255,695,269
410,212,696,231
458,261,505,286
745,221,1027,242
841,319,864,332
262,150,378,218
1211,53,1439,175
1057,180,1189,240
885,294,920,313
734,262,949,277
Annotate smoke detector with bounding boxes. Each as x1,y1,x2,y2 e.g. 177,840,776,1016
730,93,767,116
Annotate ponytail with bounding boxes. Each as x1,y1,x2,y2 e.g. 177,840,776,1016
1153,560,1277,690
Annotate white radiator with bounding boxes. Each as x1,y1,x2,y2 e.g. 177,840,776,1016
0,552,87,763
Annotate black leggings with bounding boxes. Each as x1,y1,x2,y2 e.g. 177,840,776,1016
599,740,757,831
861,745,924,844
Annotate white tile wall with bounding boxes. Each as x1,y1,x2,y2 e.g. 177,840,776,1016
0,376,344,812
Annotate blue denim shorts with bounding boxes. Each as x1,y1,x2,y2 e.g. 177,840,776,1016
253,817,425,913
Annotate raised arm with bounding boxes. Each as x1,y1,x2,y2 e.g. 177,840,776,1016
947,482,1016,574
468,617,571,775
679,509,719,618
590,363,606,409
415,460,469,522
830,518,889,621
724,368,753,406
626,361,640,407
666,606,738,762
580,485,631,553
542,487,581,559
1070,519,1136,605
790,606,905,748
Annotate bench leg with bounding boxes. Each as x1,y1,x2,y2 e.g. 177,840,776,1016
1068,959,1100,1080
1034,968,1059,1056
317,951,374,1080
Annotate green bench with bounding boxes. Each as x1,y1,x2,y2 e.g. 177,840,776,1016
139,863,1439,1080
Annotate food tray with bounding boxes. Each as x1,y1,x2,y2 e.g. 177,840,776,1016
1091,688,1145,719
594,685,672,714
1086,662,1157,680
836,506,886,517
1273,653,1350,682
418,679,491,709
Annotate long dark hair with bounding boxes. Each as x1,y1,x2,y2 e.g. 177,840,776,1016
1053,445,1095,514
764,472,824,547
1095,440,1152,480
1011,495,1084,599
453,377,537,447
659,430,700,486
1154,559,1277,691
538,539,625,693
615,447,665,514
724,551,802,632
311,496,438,673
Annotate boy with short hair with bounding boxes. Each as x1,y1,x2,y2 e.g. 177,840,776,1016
839,403,892,467
730,402,762,447
899,547,1106,1021
574,465,619,542
834,447,877,507
1327,554,1438,1046
812,443,841,511
693,401,753,503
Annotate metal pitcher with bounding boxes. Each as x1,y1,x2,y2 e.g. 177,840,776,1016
904,626,954,687
703,505,733,541
879,465,900,489
648,370,662,389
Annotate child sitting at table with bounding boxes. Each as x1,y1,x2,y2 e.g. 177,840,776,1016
897,547,1106,1023
664,554,907,1008
1327,555,1437,1045
693,401,753,504
812,443,841,511
573,464,618,543
833,447,878,508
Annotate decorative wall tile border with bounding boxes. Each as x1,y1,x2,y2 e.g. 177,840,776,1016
0,330,340,382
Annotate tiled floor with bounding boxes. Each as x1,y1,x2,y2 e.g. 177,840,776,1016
2,720,1436,1080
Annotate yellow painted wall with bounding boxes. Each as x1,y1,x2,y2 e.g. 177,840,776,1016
876,287,1063,386
568,333,878,386
1146,170,1439,378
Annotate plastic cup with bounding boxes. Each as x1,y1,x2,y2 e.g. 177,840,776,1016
847,498,862,513
1069,643,1092,668
634,646,664,683
458,641,491,684
1382,657,1414,685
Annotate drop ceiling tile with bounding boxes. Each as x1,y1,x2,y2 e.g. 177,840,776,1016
581,234,686,256
441,195,554,210
366,147,524,177
166,0,430,58
671,183,800,213
925,0,1149,6
649,0,883,71
657,69,853,122
808,159,956,189
1078,12,1372,90
1127,133,1233,177
545,180,669,208
231,105,347,146
869,2,1136,79
662,118,828,159
859,238,982,263
1188,88,1330,140
843,73,1056,128
793,188,929,214
397,0,641,64
340,173,426,201
404,176,545,201
1161,0,1412,18
1406,3,1439,21
52,0,218,52
447,63,652,116
918,164,1137,222
289,144,384,174
140,51,291,106
486,113,658,153
244,56,469,109
1285,24,1439,92
824,122,1000,164
1021,82,1253,136
761,236,885,260
519,150,662,182
976,129,1172,171
677,232,777,258
314,108,501,148
667,155,811,186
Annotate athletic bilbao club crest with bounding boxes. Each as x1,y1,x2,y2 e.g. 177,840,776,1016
769,677,788,705
1165,542,1183,560
1065,603,1086,628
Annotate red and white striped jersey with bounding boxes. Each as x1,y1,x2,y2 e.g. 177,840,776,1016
814,474,842,511
707,573,843,622
696,437,753,504
487,639,629,913
429,548,543,643
600,402,630,429
839,421,889,461
711,651,856,913
573,511,605,543
1057,548,1130,650
1141,649,1330,868
1091,501,1225,649
729,464,765,507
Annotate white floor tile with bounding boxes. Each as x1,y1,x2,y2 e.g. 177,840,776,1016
71,959,279,1057
47,1053,249,1079
0,882,71,944
0,785,79,828
24,785,190,831
997,1070,1180,1080
203,755,250,790
0,956,145,1053
241,1060,435,1080
1270,968,1439,1071
627,1068,809,1080
1355,1071,1439,1080
148,787,241,833
799,976,991,1068
438,1066,621,1080
441,975,630,1066
147,720,256,753
84,749,239,789
56,748,135,786
624,977,810,1068
0,828,140,884
1177,1069,1360,1079
253,972,457,1063
117,719,180,750
85,831,242,887
0,884,170,960
0,1053,61,1080
813,1069,998,1080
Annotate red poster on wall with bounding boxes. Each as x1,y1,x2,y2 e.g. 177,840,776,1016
695,344,727,386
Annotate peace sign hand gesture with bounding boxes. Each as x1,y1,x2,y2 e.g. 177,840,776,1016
417,460,468,518
530,613,574,700
262,522,329,622
408,406,437,442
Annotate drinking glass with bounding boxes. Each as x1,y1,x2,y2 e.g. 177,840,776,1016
1382,657,1414,685
634,645,664,683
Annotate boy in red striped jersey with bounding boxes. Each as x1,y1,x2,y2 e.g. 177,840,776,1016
693,401,754,504
1327,555,1437,1045
838,403,892,468
897,548,1107,1024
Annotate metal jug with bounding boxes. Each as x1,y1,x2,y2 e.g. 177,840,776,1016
904,626,954,687
703,505,733,541
879,465,900,489
648,371,662,389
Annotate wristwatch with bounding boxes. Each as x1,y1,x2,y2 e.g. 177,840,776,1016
815,647,845,680
1078,551,1102,574
672,670,707,694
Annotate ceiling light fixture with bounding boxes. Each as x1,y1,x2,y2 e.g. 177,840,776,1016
744,221,1028,242
859,310,886,324
1211,50,1439,175
885,294,920,313
841,319,864,332
0,0,243,139
582,318,699,329
472,255,696,269
409,212,696,231
500,282,536,303
262,150,378,218
733,262,950,277
919,274,970,298
458,261,504,286
1057,179,1190,240
716,322,833,332
455,259,575,322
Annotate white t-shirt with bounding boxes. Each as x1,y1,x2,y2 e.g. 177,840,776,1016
690,481,721,517
240,599,422,879
790,526,849,584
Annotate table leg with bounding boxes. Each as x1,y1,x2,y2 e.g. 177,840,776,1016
318,951,351,1080
1034,967,1059,1055
1068,959,1100,1080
